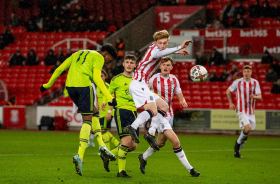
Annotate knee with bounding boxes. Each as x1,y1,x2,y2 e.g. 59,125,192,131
159,103,169,113
156,140,166,148
244,124,251,133
172,139,180,148
129,143,137,151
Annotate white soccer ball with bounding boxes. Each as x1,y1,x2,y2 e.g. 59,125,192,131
190,65,208,83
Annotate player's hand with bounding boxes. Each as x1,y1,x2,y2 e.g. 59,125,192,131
148,84,152,90
101,103,106,111
250,94,255,99
40,85,47,93
180,40,193,49
108,98,117,107
180,100,188,108
177,49,189,56
106,113,112,121
229,103,236,110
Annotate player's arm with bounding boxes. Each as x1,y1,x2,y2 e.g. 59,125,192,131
176,93,188,108
174,78,187,108
93,68,113,103
226,89,236,110
250,81,262,100
153,40,193,58
40,56,72,92
101,76,118,111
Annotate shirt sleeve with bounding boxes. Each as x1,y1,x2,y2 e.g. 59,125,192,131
174,77,182,94
108,78,118,95
228,80,238,92
92,52,104,71
255,81,262,95
151,46,182,58
93,68,113,102
43,54,72,89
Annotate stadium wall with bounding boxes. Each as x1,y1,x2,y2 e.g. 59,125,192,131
104,7,156,51
1,106,279,135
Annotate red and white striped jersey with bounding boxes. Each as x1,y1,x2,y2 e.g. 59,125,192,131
229,78,261,115
149,73,182,117
133,43,162,84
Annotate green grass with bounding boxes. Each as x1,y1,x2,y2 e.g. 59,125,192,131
0,131,279,184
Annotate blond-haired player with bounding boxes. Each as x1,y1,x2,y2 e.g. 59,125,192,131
138,56,200,177
126,30,192,150
226,65,262,158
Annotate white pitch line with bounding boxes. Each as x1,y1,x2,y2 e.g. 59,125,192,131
0,149,280,157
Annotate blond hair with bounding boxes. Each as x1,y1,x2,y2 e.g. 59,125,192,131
153,30,170,41
243,65,252,70
162,56,174,65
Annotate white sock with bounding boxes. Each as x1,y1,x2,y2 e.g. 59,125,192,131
131,110,153,129
143,146,155,161
148,118,159,136
237,130,247,144
88,133,95,145
148,110,166,136
174,147,193,171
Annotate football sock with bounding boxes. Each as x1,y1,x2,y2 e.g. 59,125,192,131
174,146,193,171
131,110,154,130
91,116,106,147
118,145,129,172
110,147,119,156
107,131,120,147
148,110,166,136
87,132,95,146
237,130,248,144
143,146,155,161
102,131,111,150
78,120,92,161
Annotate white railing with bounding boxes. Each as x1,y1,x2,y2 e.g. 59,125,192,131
0,80,8,101
52,38,102,51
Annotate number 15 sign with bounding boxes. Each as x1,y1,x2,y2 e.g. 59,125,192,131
155,6,201,30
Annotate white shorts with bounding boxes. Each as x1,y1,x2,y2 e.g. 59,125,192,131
129,79,159,108
157,116,173,133
238,113,256,130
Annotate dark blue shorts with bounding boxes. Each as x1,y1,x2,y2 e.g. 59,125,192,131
99,116,113,130
66,86,94,115
114,108,138,138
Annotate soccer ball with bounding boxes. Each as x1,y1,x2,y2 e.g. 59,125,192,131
190,65,208,83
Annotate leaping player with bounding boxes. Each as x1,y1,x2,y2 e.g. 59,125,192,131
125,30,193,150
226,65,262,158
138,56,200,177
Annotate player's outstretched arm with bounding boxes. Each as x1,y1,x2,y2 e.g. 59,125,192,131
93,68,114,103
226,89,236,110
40,58,72,93
154,40,193,58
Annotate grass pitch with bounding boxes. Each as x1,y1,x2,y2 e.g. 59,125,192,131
0,131,279,184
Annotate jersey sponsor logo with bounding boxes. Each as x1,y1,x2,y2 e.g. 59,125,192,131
150,96,154,100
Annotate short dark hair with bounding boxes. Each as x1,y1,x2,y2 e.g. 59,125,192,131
101,45,117,59
124,54,136,62
243,65,252,70
101,69,108,78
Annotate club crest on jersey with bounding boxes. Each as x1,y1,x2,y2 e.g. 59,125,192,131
124,83,128,86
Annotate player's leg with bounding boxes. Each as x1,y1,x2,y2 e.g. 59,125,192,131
125,81,158,143
164,129,200,177
234,113,251,158
240,115,256,152
67,86,93,176
107,131,120,148
87,131,95,148
147,97,169,136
